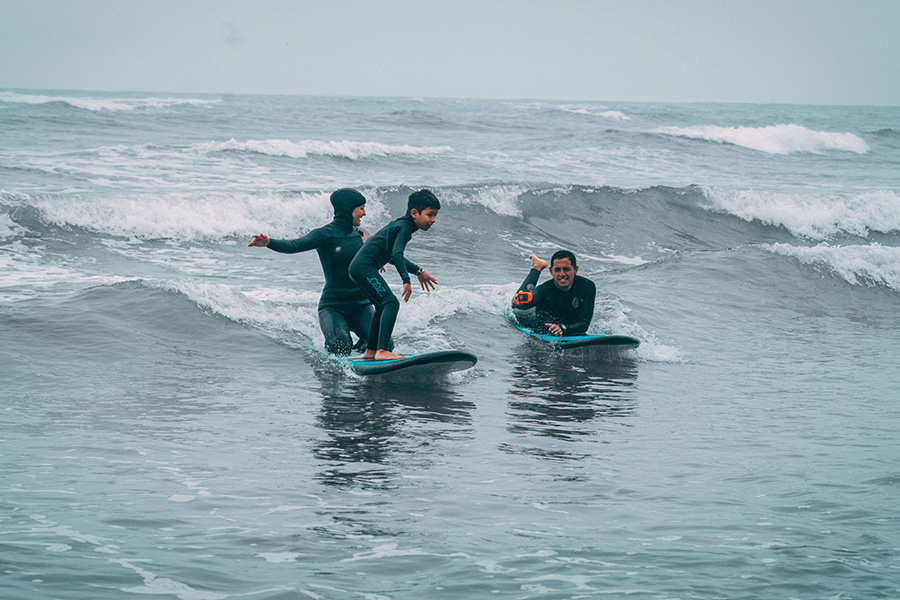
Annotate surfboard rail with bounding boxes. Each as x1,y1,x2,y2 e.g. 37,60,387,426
344,350,477,376
510,320,640,350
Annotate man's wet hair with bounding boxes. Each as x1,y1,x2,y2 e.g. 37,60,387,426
550,250,577,268
407,189,441,215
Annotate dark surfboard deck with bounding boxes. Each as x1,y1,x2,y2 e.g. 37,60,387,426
344,350,478,377
511,321,640,350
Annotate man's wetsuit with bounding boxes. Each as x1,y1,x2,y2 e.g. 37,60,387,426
267,215,419,355
513,269,596,335
348,215,420,352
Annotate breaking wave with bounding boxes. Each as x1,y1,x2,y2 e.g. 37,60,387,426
654,123,869,154
0,91,221,111
703,188,900,240
193,138,452,160
767,242,900,291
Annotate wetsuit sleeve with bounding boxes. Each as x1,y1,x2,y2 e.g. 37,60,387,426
266,229,324,254
564,279,596,335
513,268,542,309
390,226,414,284
387,257,420,275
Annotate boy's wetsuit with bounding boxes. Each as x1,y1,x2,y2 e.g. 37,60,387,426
513,269,596,335
267,215,418,354
348,215,420,352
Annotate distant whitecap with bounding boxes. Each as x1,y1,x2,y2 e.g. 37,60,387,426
654,123,868,154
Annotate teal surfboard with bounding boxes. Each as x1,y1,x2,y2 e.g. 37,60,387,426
511,321,640,350
344,350,477,377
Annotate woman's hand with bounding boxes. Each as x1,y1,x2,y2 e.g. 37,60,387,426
248,233,270,247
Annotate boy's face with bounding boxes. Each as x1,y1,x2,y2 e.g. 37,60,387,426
550,258,577,291
411,208,439,231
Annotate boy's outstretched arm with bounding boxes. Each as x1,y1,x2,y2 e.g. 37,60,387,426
389,257,436,290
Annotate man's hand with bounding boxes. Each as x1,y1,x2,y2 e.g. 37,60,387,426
545,323,564,336
530,254,548,271
248,233,270,247
401,283,412,302
417,269,437,291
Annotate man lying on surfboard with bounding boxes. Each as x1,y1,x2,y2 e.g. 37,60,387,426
511,250,596,336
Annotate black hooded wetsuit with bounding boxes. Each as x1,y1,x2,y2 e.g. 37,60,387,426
265,191,418,355
513,269,596,335
348,215,420,352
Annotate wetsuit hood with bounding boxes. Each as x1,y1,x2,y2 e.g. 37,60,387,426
330,188,366,218
329,188,366,232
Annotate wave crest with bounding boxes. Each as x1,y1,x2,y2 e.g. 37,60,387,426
767,242,900,291
654,123,869,154
440,184,527,217
7,191,357,241
560,107,631,121
0,91,221,111
194,138,452,160
704,188,900,240
514,102,632,121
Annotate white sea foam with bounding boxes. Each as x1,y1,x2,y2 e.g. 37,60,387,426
194,138,452,160
766,242,900,291
157,279,320,339
0,212,23,239
153,278,490,354
440,184,526,217
7,143,322,193
0,91,221,111
515,102,631,121
704,188,900,240
29,514,116,550
0,243,134,301
26,191,364,241
470,282,685,363
560,107,631,121
112,558,226,600
342,542,468,562
593,294,686,363
258,552,302,563
654,123,869,154
588,253,650,266
398,285,499,334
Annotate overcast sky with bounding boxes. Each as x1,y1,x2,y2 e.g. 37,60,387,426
2,0,898,105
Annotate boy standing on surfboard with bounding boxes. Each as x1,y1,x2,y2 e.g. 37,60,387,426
349,189,440,360
512,250,596,336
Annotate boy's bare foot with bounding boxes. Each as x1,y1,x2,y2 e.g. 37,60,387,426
363,349,377,359
529,254,548,271
374,349,405,360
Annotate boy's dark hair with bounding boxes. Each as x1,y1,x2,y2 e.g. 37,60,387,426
550,250,577,268
407,189,441,215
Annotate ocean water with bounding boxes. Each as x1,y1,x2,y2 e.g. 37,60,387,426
2,89,900,599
